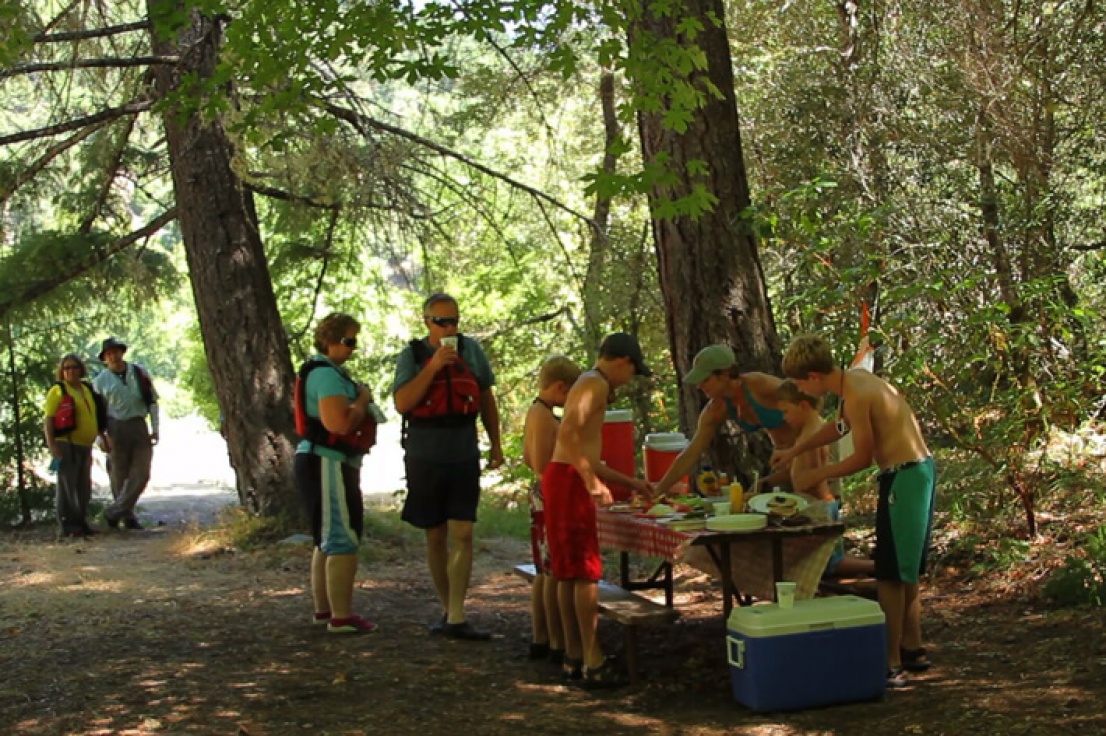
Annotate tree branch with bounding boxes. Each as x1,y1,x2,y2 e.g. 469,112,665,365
245,181,340,211
0,99,153,147
33,20,151,43
0,209,178,319
0,57,178,81
1070,240,1106,252
320,101,599,232
0,118,112,205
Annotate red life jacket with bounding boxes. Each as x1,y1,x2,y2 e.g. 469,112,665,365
293,359,377,456
405,336,482,427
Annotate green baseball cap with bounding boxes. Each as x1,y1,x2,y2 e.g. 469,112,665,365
683,344,735,384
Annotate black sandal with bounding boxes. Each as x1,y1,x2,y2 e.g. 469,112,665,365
581,658,628,690
900,647,932,672
562,657,583,682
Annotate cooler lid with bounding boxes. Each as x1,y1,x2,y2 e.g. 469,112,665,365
604,409,633,423
645,431,688,449
727,596,885,637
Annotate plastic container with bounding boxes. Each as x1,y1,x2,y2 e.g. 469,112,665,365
600,409,636,501
726,596,886,711
644,432,689,483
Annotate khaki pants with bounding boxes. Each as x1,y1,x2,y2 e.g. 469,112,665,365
105,417,152,522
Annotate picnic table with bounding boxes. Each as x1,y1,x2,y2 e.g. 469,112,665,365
597,509,844,618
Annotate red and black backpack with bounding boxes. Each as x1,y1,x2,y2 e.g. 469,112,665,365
51,381,108,436
293,359,377,456
404,336,482,431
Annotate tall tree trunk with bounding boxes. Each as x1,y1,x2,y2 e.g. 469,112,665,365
147,3,299,518
628,0,780,478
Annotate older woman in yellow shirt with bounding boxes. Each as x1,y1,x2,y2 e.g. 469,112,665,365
43,354,111,538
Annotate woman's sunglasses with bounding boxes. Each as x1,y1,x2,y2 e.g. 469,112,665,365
339,337,357,348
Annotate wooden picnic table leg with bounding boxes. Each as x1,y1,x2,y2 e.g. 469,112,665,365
663,562,673,607
620,551,630,589
771,538,784,601
720,543,735,620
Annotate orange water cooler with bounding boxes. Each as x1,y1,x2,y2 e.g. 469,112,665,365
600,409,636,501
644,432,690,485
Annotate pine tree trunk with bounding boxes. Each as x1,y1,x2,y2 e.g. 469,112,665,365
147,3,299,518
629,0,781,479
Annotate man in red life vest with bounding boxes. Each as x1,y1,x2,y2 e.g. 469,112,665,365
393,294,504,640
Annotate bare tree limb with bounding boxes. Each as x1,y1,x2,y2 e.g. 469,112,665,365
0,118,112,205
0,99,153,146
0,57,178,81
0,209,178,319
320,101,600,232
1070,240,1106,252
33,20,151,43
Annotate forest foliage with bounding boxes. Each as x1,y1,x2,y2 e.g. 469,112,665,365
2,0,1105,592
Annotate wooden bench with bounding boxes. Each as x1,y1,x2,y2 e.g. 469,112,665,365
818,575,878,600
512,563,679,684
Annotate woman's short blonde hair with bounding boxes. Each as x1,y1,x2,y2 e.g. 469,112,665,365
313,313,360,352
538,355,581,389
782,334,836,378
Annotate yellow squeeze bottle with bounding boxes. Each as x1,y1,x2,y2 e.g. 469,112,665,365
728,481,744,511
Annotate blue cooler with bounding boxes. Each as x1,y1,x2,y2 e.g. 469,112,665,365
726,595,886,711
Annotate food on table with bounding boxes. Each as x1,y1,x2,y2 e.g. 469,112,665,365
696,467,720,496
646,503,676,517
766,495,800,517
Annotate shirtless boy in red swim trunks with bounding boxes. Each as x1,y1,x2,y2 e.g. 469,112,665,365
541,333,653,688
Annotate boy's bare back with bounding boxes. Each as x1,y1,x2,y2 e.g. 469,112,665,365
843,369,929,469
550,372,608,471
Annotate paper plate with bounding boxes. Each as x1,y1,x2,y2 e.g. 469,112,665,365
606,503,637,514
747,492,810,515
705,513,768,532
657,517,706,531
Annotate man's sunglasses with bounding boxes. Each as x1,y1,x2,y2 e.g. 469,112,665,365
427,316,459,328
339,337,357,348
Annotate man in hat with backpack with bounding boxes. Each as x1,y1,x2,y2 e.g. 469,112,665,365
93,337,160,530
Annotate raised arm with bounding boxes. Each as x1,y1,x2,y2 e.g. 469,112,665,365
654,400,723,496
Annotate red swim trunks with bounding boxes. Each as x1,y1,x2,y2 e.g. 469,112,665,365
541,462,602,582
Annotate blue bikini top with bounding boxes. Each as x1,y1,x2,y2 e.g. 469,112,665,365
725,385,786,432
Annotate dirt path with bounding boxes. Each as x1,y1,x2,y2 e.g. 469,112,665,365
2,516,1105,736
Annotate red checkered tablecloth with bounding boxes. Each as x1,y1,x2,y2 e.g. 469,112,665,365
596,511,694,561
597,510,841,602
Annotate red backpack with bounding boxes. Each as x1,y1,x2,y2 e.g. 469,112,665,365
52,384,78,436
293,359,377,456
51,381,108,436
405,336,482,427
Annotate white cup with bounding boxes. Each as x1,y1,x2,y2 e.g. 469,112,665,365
776,581,797,609
712,501,731,516
440,336,458,349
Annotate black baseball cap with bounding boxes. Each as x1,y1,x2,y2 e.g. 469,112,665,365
599,332,653,377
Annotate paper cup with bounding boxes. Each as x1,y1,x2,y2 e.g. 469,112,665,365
440,336,458,349
712,501,731,516
776,581,797,609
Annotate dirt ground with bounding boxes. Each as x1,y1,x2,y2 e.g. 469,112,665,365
2,515,1105,736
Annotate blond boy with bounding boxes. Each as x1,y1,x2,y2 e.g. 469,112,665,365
522,355,582,665
775,380,875,578
773,335,935,688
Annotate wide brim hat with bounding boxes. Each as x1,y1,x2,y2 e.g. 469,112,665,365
98,337,128,361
